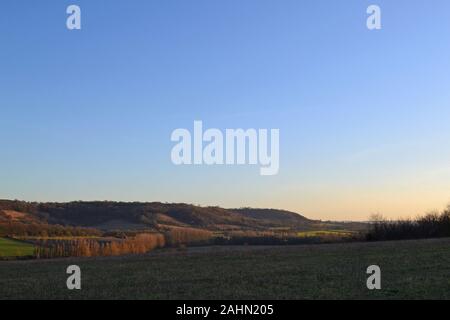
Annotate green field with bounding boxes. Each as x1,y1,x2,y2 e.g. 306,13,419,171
0,238,35,258
297,230,355,238
1,238,450,299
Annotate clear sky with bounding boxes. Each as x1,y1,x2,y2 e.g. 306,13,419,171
1,0,450,221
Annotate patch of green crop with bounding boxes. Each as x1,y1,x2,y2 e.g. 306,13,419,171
0,238,35,258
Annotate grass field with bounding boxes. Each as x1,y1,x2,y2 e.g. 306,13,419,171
1,238,450,299
297,230,355,237
0,238,35,258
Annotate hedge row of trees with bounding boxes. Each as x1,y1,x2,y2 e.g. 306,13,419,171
165,227,214,246
366,208,450,241
34,233,166,258
32,227,215,259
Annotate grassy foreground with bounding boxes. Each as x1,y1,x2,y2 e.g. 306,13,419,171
1,238,450,299
0,238,34,258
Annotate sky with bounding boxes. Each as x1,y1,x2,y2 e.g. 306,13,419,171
1,0,450,221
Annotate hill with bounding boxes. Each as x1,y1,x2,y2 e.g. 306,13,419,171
231,208,313,224
0,200,364,232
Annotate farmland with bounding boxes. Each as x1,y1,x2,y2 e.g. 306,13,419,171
0,238,35,258
1,238,450,299
297,230,355,238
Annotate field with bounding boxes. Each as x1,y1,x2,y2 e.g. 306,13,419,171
0,238,35,258
1,238,450,299
297,230,355,238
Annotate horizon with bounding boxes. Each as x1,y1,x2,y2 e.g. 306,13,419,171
2,0,450,221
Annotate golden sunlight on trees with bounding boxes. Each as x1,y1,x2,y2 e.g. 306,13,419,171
34,233,165,259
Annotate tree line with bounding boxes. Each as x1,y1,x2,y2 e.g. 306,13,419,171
366,207,450,241
0,222,102,238
31,228,214,259
34,233,166,258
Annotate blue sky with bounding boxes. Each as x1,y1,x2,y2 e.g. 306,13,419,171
1,0,450,220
